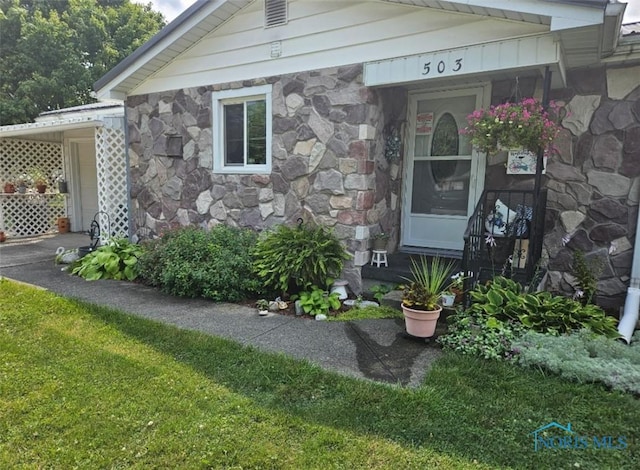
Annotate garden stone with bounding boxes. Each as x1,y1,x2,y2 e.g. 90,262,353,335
315,314,328,321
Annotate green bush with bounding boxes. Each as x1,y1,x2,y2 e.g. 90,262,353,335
137,225,261,302
437,308,526,360
513,329,640,395
298,286,341,316
253,222,351,295
71,238,143,281
467,276,620,337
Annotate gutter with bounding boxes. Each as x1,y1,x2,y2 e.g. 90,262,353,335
618,204,640,343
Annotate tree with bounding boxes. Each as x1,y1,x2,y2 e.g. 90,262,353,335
0,0,165,125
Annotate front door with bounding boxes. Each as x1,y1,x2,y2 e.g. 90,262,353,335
402,87,487,251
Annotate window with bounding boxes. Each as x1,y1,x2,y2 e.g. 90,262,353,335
212,85,272,174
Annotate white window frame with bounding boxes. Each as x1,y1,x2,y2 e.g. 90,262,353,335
212,84,272,174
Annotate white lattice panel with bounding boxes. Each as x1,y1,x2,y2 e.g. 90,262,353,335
95,127,128,239
0,194,66,237
0,139,62,187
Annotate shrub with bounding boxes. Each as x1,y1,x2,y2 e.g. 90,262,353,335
513,330,640,395
71,238,142,281
137,225,261,302
467,276,619,337
298,286,341,316
437,308,526,360
253,222,351,295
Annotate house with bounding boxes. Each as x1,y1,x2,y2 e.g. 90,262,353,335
0,103,128,239
89,0,639,305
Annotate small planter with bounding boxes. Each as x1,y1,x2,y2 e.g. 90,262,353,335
3,183,15,193
36,183,47,194
0,231,6,243
441,293,456,307
372,237,387,251
58,181,68,193
17,185,27,194
401,303,442,338
330,279,349,300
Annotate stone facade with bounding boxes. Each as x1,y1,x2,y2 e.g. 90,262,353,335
484,66,640,310
126,64,404,293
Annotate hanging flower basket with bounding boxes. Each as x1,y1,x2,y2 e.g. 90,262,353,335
461,98,560,156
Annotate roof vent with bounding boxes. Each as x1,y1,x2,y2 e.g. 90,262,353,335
265,0,287,28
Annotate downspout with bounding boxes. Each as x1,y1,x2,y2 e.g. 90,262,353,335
618,204,640,343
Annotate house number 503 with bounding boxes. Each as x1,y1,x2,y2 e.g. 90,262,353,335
421,58,463,76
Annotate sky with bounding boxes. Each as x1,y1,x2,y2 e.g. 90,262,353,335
138,0,640,24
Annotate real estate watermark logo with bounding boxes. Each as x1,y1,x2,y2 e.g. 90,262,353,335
529,422,627,452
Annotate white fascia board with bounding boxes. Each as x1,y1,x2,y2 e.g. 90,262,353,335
95,0,237,100
0,118,104,138
364,33,563,87
455,0,604,30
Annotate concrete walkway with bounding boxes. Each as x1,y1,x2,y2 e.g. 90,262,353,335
0,233,442,387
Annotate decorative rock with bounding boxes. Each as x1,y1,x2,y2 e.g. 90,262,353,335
308,109,334,144
280,156,309,181
587,171,631,197
589,223,627,243
315,314,328,321
294,138,317,156
196,190,214,214
592,134,622,170
589,198,628,224
560,211,585,233
313,169,345,194
606,65,640,99
563,95,601,136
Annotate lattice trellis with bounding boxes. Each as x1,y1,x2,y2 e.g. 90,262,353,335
0,194,66,237
95,126,128,239
1,139,62,188
1,139,65,236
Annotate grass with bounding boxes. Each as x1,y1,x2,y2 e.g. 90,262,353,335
1,279,639,469
328,305,403,322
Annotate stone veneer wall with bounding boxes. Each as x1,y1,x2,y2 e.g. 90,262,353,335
484,66,640,310
126,64,404,293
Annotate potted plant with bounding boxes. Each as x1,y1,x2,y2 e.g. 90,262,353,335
462,97,560,155
256,299,270,316
29,168,48,193
15,174,31,193
401,256,456,338
3,181,15,193
372,232,390,251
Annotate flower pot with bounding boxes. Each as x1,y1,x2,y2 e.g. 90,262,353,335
3,183,15,193
401,303,442,338
36,183,47,194
17,185,27,194
58,181,68,193
372,238,387,250
57,217,70,233
441,293,455,307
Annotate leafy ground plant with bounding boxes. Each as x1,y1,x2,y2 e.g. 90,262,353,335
2,280,638,469
328,305,403,322
513,329,640,395
71,237,142,281
298,286,341,316
253,222,351,295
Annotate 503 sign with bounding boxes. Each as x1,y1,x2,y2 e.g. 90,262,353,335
421,57,463,76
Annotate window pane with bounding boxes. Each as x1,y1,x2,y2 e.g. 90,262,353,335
224,103,244,165
411,160,471,216
247,100,266,165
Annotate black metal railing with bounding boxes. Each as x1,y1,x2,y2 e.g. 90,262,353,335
462,189,547,300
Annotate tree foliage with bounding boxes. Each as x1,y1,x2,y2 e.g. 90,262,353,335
0,0,165,124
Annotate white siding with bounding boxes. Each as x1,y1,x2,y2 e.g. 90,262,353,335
132,0,547,95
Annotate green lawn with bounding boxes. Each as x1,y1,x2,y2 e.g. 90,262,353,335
1,279,638,469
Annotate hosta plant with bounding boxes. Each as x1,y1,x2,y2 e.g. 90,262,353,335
71,238,142,281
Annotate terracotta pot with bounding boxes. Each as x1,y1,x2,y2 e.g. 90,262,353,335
0,231,6,243
3,183,15,193
36,183,47,194
401,303,442,338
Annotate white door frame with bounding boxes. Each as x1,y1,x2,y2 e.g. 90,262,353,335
401,83,489,251
66,137,96,232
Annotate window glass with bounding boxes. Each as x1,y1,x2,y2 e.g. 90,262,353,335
247,100,266,165
224,103,244,165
